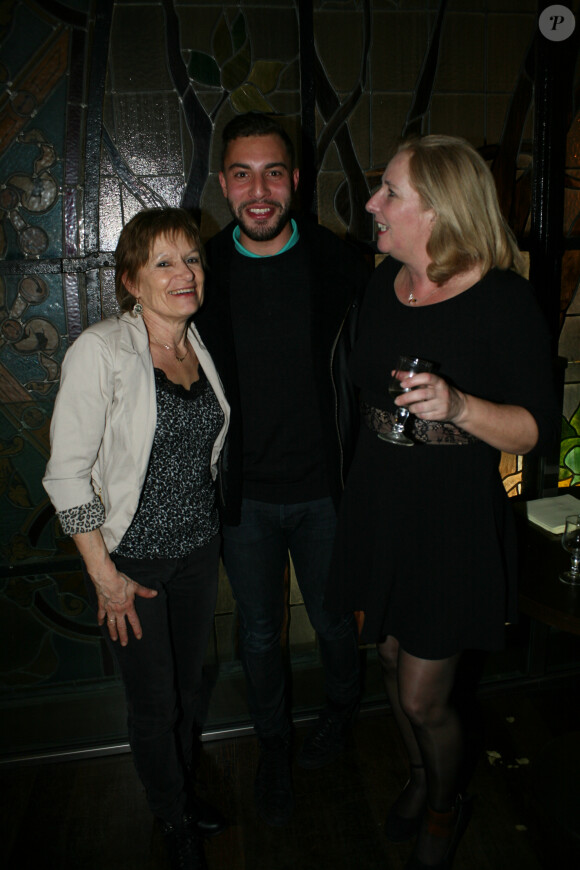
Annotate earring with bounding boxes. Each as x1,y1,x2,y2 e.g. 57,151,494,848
133,301,143,315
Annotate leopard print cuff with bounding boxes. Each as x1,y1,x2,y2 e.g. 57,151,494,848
58,496,105,536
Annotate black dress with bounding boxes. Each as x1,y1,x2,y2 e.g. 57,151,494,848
326,257,560,657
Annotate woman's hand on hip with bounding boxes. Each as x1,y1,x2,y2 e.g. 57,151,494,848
72,528,158,646
94,568,158,646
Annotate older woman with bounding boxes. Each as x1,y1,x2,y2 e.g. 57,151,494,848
327,136,560,870
43,208,230,870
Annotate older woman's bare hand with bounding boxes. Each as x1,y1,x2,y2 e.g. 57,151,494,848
395,371,466,424
93,567,158,646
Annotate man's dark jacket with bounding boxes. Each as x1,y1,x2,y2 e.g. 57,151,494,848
195,215,372,526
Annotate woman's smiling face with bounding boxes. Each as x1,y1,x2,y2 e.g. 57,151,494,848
127,232,205,321
365,150,435,262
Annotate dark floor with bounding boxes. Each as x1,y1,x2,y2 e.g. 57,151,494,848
2,679,580,870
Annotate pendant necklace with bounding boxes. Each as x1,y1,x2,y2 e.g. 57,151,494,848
407,271,440,306
150,335,189,363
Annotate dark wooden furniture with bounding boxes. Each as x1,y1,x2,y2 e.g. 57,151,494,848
514,497,580,676
514,497,580,842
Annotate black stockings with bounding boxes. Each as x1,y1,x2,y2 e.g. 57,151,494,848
378,636,463,864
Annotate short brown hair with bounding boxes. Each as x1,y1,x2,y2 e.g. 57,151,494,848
115,208,206,312
398,135,525,283
221,112,295,170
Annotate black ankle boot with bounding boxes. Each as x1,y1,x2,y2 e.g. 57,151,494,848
185,795,227,838
384,763,426,843
184,761,227,837
404,794,473,870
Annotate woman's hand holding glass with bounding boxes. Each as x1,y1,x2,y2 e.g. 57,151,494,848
380,354,439,446
395,372,464,420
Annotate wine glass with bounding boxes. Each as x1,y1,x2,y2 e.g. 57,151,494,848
379,354,434,446
560,515,580,585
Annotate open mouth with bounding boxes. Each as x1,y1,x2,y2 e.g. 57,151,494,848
245,203,278,220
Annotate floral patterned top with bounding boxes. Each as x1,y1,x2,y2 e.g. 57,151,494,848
113,366,224,558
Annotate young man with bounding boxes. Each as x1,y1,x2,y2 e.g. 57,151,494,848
196,113,370,827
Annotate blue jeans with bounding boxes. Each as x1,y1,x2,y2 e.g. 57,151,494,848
222,497,359,740
83,536,220,824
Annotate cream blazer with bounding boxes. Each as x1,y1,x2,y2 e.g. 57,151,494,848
43,312,230,552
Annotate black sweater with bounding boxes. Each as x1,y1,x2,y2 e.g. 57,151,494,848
195,215,371,525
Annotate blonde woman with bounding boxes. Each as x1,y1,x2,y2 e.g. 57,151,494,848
327,136,559,870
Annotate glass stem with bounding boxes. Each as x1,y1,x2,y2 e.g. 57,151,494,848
392,407,410,434
571,553,580,575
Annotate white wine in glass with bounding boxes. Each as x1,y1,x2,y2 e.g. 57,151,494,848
379,354,434,447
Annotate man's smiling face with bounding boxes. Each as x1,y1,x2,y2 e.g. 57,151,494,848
219,133,299,255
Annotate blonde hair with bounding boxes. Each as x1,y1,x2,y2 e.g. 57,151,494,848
398,135,525,284
115,208,206,312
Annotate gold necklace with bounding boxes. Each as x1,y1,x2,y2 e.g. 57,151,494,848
407,272,441,306
150,335,189,363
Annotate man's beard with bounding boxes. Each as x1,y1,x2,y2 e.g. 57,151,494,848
228,199,292,243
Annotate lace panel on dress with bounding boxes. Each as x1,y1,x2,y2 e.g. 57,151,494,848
360,400,481,445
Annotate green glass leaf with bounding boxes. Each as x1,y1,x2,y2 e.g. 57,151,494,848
222,44,251,92
562,416,577,439
231,12,247,53
188,51,221,87
560,437,580,468
248,60,285,94
230,83,274,114
562,443,580,475
570,402,580,435
213,14,233,66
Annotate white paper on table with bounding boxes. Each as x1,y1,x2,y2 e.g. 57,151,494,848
525,494,580,534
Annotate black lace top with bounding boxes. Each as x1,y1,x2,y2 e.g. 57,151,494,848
114,366,224,558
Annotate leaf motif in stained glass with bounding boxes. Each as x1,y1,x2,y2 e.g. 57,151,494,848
230,84,273,115
560,438,580,482
570,403,580,436
222,45,251,92
562,442,580,485
213,14,233,66
188,51,221,87
248,60,285,94
231,12,247,53
562,417,577,439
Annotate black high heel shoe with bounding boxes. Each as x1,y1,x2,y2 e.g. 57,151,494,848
403,794,473,870
384,764,426,843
